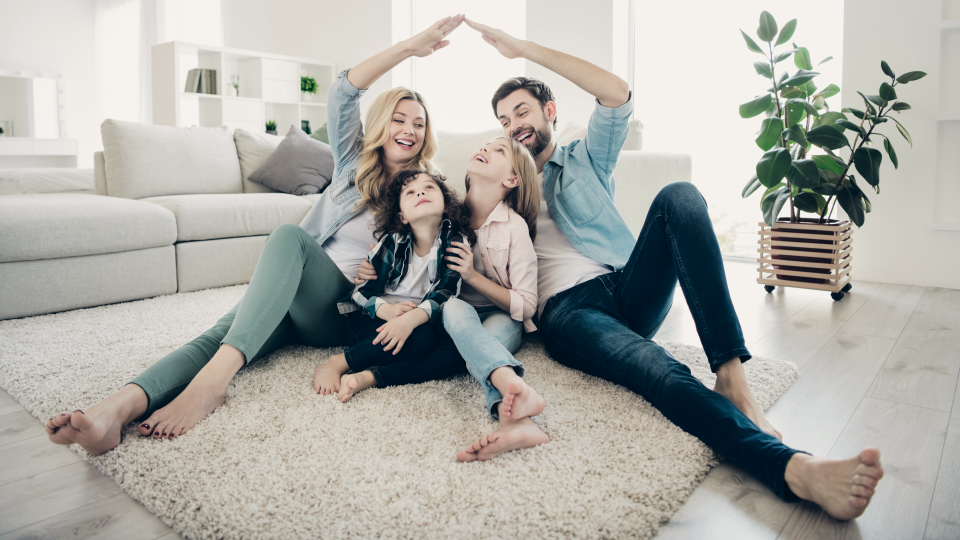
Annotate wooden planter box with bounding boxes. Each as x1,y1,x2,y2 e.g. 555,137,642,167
756,218,854,300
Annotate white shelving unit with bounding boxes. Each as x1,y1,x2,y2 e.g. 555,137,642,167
151,41,335,136
933,13,960,231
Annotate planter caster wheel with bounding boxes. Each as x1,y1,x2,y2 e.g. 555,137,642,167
831,292,845,301
842,283,853,293
764,285,775,293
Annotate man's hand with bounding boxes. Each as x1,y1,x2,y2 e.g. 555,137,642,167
444,241,475,284
464,18,527,59
373,309,427,354
355,245,378,285
376,301,417,322
405,14,465,58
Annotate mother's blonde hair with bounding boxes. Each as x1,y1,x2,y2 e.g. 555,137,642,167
355,87,438,212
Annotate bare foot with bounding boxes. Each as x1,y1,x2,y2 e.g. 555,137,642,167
314,353,348,395
338,371,376,403
45,384,147,456
714,358,783,440
785,448,884,520
456,417,549,462
500,379,545,421
137,344,244,439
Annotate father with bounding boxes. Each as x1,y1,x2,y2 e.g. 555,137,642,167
461,18,883,521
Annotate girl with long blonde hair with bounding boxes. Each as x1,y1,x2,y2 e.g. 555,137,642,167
44,15,466,454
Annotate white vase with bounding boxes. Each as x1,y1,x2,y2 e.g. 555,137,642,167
229,86,239,97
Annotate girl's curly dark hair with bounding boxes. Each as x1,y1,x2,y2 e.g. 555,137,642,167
372,169,476,245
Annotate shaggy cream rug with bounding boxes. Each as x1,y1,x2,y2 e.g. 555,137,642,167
0,285,798,539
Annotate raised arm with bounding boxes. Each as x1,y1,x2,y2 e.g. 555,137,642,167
347,15,464,90
464,18,629,108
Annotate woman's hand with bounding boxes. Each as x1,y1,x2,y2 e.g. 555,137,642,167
405,14,465,58
464,17,527,59
376,301,417,321
445,241,475,284
355,245,378,285
373,309,426,354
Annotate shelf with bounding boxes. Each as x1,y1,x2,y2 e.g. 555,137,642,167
222,96,262,103
299,101,328,107
182,92,221,99
942,19,960,32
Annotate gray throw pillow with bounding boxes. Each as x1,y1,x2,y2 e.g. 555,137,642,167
248,125,334,195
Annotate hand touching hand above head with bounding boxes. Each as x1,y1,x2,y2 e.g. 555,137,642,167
465,17,527,59
406,14,466,58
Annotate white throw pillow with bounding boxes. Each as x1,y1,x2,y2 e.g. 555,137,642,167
101,119,243,199
233,128,283,193
556,119,644,150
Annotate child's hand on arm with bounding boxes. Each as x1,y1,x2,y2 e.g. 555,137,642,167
444,241,476,284
373,308,429,354
376,301,418,321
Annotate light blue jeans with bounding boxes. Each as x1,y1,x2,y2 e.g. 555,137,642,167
442,298,524,419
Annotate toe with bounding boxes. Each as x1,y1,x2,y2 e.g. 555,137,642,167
850,495,869,508
138,422,152,436
851,484,873,498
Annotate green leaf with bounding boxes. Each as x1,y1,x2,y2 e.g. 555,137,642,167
856,91,879,115
800,79,818,97
818,56,833,65
807,125,850,150
896,71,927,84
760,183,787,207
754,61,773,78
785,101,807,127
787,159,820,188
758,11,778,42
812,175,842,196
854,147,882,187
879,82,897,102
762,186,791,225
757,148,792,187
782,69,819,88
813,111,847,132
782,124,808,147
780,87,804,99
774,50,797,63
864,93,886,107
743,174,763,198
836,119,865,136
794,47,813,70
892,118,913,146
869,116,888,123
776,19,797,46
756,117,785,150
740,30,763,53
812,154,845,174
794,192,824,213
881,135,899,169
837,183,865,227
739,94,774,118
843,107,865,120
786,98,820,117
819,84,840,98
881,61,895,79
891,101,911,111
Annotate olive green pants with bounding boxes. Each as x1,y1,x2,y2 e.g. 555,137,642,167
129,224,353,418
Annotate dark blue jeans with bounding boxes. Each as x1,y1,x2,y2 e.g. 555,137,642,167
343,311,466,388
539,182,802,501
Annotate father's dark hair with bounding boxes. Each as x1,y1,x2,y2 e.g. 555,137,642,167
491,77,557,130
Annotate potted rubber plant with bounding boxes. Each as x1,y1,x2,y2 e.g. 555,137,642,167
738,11,925,300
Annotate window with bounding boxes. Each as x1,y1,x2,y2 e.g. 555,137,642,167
634,1,844,256
392,0,526,132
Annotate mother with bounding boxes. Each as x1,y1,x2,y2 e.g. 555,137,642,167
45,15,466,455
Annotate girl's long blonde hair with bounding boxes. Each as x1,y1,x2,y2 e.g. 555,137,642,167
468,137,539,241
355,88,438,212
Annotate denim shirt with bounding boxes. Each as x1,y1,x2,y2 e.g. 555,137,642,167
542,93,635,271
298,70,369,245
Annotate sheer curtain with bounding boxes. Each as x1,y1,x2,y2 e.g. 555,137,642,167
634,1,843,256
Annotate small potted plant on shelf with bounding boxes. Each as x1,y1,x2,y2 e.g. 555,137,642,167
301,75,318,102
265,120,278,135
229,73,240,97
739,11,925,300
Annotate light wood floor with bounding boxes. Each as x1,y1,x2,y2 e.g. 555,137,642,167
0,260,957,540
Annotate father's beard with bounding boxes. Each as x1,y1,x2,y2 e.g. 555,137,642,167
513,124,552,158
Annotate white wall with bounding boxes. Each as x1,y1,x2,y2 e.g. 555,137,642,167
0,0,97,167
221,0,393,118
525,0,615,128
841,0,960,289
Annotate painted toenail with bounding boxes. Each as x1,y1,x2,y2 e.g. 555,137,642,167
74,410,83,414
141,423,150,429
154,432,159,436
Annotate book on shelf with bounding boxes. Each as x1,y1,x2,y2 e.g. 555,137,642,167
184,68,218,95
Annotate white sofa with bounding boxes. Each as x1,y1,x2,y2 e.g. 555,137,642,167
0,120,690,320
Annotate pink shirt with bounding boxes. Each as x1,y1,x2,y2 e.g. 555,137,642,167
472,201,539,332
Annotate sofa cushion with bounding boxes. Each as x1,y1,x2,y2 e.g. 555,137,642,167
141,193,313,242
234,128,283,194
556,119,644,150
0,193,177,263
0,168,95,195
101,119,243,199
434,128,502,196
248,126,335,195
